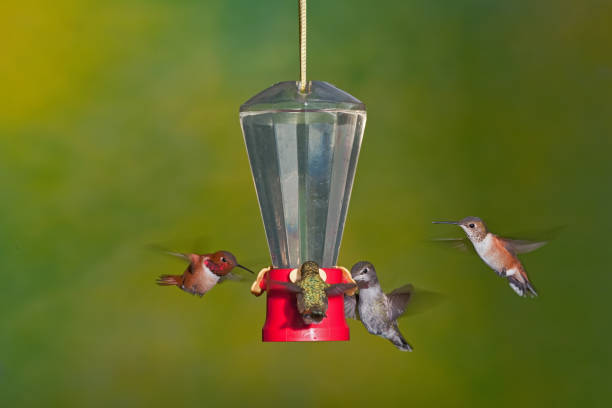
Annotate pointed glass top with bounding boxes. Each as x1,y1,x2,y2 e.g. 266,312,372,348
240,81,366,112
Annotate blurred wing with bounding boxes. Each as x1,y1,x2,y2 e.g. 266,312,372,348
222,266,258,283
268,280,303,293
165,251,191,261
430,238,473,253
148,244,191,262
344,294,359,320
498,225,564,254
499,237,547,255
400,288,446,318
356,280,371,289
218,272,244,284
325,283,357,297
387,284,414,321
296,293,306,314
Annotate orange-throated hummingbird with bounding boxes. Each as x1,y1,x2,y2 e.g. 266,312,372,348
156,250,254,297
433,217,546,297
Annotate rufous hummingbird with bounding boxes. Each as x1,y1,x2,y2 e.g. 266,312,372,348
433,217,546,297
156,250,254,297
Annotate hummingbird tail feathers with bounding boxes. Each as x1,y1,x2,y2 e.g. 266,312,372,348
390,327,413,352
525,281,538,297
301,305,327,325
507,275,538,298
156,274,183,287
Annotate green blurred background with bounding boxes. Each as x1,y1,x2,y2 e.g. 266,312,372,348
1,0,611,406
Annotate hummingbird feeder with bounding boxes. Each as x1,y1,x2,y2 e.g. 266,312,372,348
240,0,366,342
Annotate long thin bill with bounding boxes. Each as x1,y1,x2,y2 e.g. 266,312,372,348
432,221,459,225
237,264,255,274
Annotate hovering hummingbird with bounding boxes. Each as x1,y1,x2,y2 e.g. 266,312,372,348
272,261,356,325
344,261,414,352
432,217,547,297
156,250,254,297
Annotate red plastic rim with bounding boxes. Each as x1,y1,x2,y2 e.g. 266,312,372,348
260,268,351,342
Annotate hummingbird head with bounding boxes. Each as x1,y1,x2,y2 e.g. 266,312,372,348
300,261,320,277
432,217,488,242
208,251,254,276
350,261,378,286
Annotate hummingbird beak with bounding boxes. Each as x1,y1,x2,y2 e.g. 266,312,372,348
236,264,255,274
432,221,459,225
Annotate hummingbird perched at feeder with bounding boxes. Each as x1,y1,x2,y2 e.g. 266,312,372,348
156,250,254,297
344,261,414,352
432,217,547,297
271,261,357,325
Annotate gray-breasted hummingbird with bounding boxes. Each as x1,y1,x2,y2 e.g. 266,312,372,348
344,261,413,351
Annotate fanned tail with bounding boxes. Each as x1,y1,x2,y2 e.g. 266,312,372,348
156,274,183,287
507,274,538,298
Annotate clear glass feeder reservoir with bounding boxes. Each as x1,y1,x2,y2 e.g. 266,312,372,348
240,81,366,268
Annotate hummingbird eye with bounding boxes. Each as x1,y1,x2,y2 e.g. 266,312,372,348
221,257,227,263
363,268,369,274
469,223,475,228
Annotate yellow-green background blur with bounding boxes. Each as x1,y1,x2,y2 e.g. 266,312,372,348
1,0,611,407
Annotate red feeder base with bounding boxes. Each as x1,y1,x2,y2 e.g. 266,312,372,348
257,268,350,342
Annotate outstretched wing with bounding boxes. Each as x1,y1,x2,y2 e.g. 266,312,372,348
268,280,303,293
387,284,414,321
343,294,359,320
148,244,192,262
499,237,547,255
498,225,563,255
325,283,357,297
